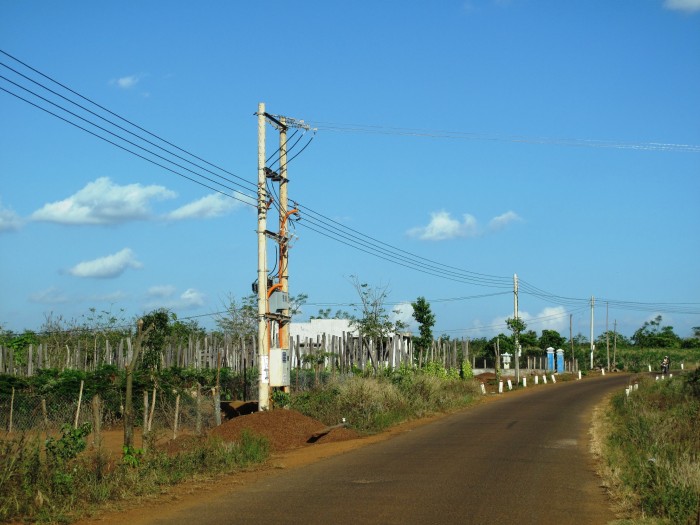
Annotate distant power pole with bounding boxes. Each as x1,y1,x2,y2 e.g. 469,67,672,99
606,302,610,372
613,320,618,369
513,273,520,384
589,296,595,369
569,313,574,364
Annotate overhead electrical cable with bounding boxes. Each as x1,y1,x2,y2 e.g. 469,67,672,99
1,86,257,208
3,51,696,318
295,213,509,287
291,201,511,287
304,120,700,154
0,49,257,191
0,63,257,195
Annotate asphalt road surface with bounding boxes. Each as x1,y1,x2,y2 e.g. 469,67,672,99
142,374,631,525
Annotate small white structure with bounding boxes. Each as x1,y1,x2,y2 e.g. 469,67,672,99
502,352,512,369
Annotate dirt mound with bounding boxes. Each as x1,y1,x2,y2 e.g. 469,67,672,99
209,409,359,452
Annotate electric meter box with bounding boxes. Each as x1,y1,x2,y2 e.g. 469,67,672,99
269,291,290,313
269,348,290,387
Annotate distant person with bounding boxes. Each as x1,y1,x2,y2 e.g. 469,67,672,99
661,355,670,375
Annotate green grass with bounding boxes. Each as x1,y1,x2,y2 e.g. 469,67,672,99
594,370,700,524
0,429,270,523
289,364,481,433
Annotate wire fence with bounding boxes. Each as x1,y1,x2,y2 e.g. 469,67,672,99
0,384,221,440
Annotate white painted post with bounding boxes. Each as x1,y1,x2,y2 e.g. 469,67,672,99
601,368,605,376
480,383,486,395
578,371,582,380
669,373,673,378
681,363,684,370
625,387,630,397
498,381,504,394
522,377,527,388
542,375,548,384
648,364,652,372
507,379,513,391
535,375,539,385
551,375,556,383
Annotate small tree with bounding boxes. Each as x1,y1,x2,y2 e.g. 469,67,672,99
506,317,526,381
348,276,406,374
215,293,258,340
139,308,172,369
411,296,435,367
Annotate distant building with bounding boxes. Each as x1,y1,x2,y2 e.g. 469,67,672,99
289,318,411,347
289,319,356,345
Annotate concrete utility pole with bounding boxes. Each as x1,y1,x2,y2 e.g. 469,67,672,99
606,302,610,372
278,117,291,394
257,103,270,410
569,313,574,364
256,107,310,409
589,296,595,369
513,273,520,384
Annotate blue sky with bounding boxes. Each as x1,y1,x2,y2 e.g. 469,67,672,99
1,0,699,341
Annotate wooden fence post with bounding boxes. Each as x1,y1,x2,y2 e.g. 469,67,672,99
92,394,102,447
74,379,84,428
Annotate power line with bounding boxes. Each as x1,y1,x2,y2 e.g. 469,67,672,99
2,51,697,321
304,120,700,153
0,49,258,191
0,86,257,208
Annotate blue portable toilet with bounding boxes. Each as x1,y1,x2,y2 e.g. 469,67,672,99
556,348,564,373
546,347,555,371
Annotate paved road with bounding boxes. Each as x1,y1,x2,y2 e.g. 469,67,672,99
146,374,630,525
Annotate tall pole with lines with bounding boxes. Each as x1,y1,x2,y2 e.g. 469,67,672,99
514,273,520,385
278,117,291,393
257,103,269,410
590,296,595,369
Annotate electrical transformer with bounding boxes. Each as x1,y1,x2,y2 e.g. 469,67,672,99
269,348,290,387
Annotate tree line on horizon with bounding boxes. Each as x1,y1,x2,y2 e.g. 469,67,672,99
2,288,699,368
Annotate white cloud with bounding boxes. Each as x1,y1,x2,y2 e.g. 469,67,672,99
147,285,177,298
111,75,140,89
0,200,22,232
180,288,205,307
392,302,415,330
67,248,142,279
166,193,240,220
144,287,205,310
488,211,522,231
407,211,478,240
31,177,176,225
86,291,129,302
29,286,69,304
408,210,521,241
663,0,700,12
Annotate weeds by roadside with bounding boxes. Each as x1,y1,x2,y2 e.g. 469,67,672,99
592,370,700,524
289,362,481,433
0,428,269,523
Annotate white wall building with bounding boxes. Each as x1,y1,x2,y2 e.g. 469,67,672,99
289,319,357,344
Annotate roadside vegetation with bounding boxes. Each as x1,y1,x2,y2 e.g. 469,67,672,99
0,361,476,523
0,426,269,523
2,293,699,523
287,361,478,433
593,370,700,524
